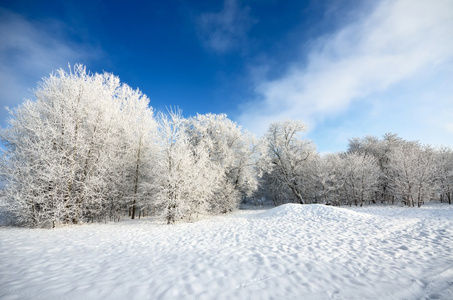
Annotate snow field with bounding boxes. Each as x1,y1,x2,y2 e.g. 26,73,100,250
0,204,452,299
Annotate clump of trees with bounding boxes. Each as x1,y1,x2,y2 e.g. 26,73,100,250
0,65,452,227
0,65,257,227
0,65,157,227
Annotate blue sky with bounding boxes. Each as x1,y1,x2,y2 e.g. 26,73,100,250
1,0,452,153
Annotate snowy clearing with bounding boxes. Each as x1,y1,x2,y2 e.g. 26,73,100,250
1,204,453,300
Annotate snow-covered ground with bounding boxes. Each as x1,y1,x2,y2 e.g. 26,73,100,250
1,204,452,300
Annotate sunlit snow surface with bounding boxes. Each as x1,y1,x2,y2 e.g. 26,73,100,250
1,204,452,299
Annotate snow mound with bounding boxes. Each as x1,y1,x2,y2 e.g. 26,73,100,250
258,203,373,222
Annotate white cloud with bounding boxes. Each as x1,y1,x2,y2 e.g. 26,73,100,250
0,9,102,126
197,0,254,53
238,0,453,143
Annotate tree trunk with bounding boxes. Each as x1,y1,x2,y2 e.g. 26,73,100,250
131,139,142,220
131,199,136,220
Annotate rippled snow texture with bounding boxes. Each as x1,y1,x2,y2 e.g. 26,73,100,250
1,204,452,299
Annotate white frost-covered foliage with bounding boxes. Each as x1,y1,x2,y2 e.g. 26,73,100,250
259,120,318,205
435,147,453,205
153,110,217,224
317,152,379,206
185,114,258,213
317,154,345,206
0,65,157,227
114,85,158,220
258,128,449,208
344,134,447,207
389,141,436,207
153,112,256,223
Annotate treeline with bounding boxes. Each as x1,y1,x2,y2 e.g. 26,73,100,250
257,126,453,208
0,65,452,227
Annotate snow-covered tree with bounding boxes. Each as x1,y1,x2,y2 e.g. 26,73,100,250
185,113,258,213
260,120,317,204
317,154,344,206
341,152,379,206
153,109,216,224
434,147,453,204
389,141,436,207
114,85,158,220
316,152,378,207
347,133,406,204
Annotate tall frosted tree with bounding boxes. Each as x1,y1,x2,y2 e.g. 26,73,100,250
260,120,317,204
317,154,345,206
115,85,158,220
154,110,216,224
340,152,379,206
389,141,436,207
185,113,258,213
316,152,378,207
434,147,453,204
348,134,402,204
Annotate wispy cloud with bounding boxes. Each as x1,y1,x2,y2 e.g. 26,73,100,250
197,0,254,53
0,8,102,126
238,0,453,149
